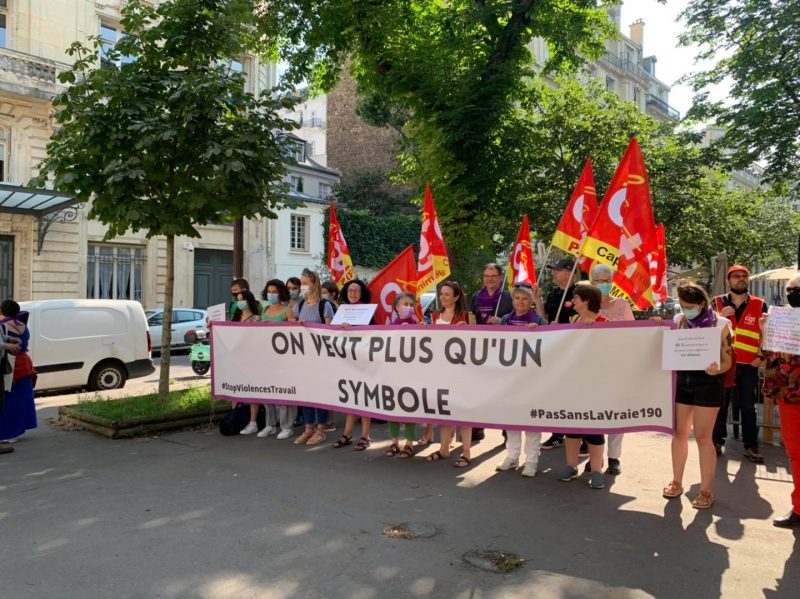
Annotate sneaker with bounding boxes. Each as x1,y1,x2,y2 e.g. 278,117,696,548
589,471,605,489
584,460,603,474
276,428,294,440
257,426,277,438
1,437,19,444
606,458,621,476
579,441,589,457
292,415,304,428
471,428,485,442
714,442,723,457
496,457,519,471
521,462,538,478
239,422,259,435
557,465,579,481
0,445,13,454
325,421,336,432
744,448,765,464
541,435,563,450
294,430,314,445
306,430,327,445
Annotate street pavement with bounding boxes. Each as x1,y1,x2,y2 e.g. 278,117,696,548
1,391,798,598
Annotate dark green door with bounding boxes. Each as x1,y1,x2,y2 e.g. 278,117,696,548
193,249,233,309
0,235,13,300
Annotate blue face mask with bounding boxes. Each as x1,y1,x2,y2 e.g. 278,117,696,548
596,282,612,296
683,307,700,320
267,293,279,304
289,290,299,300
236,300,248,311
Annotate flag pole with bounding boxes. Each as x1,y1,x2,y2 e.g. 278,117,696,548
537,245,554,287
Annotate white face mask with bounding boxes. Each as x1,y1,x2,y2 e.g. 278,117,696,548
300,285,311,298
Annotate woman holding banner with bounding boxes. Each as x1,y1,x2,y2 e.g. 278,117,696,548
293,269,336,446
426,281,474,468
663,282,733,510
592,263,635,476
332,279,375,451
558,284,608,489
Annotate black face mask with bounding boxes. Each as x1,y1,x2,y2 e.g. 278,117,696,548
787,288,800,308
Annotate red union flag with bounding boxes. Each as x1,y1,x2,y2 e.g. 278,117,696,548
581,138,657,308
650,224,668,303
368,245,418,325
327,201,355,289
416,183,451,302
507,215,537,288
552,159,598,257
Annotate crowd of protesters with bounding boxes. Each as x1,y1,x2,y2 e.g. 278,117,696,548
220,260,800,526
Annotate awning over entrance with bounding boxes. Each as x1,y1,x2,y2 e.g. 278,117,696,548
0,182,79,255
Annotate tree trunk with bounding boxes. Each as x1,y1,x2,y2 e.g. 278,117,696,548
158,234,176,401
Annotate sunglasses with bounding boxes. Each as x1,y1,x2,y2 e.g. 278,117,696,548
513,283,533,289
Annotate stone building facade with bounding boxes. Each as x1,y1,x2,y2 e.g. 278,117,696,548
0,0,337,309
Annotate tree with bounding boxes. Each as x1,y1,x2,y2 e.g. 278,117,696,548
31,0,295,399
257,1,615,276
332,170,416,217
679,0,800,184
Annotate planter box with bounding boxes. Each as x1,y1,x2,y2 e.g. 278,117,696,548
58,405,230,439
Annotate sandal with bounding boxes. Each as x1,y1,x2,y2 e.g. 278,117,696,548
691,490,714,510
426,450,449,462
453,455,471,469
662,481,684,499
332,434,352,449
416,436,433,446
398,444,415,459
385,443,400,457
353,437,371,451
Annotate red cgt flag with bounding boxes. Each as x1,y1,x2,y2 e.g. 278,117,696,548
551,158,599,257
581,138,657,308
368,245,418,325
650,224,669,304
416,183,451,301
327,201,355,289
507,215,537,288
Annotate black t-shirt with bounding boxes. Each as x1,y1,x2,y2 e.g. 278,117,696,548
544,285,577,324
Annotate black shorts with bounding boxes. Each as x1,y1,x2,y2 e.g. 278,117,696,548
565,434,604,445
676,371,724,408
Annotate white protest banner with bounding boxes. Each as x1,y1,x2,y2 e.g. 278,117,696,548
330,304,378,326
764,306,800,355
662,327,720,371
212,321,675,434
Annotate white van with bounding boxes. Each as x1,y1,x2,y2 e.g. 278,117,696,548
19,299,155,393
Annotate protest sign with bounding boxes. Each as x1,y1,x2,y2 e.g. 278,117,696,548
764,306,800,355
662,327,720,371
212,321,675,434
331,304,377,326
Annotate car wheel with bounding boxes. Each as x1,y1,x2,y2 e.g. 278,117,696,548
88,362,127,391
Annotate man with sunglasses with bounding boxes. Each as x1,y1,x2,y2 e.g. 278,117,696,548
712,265,768,463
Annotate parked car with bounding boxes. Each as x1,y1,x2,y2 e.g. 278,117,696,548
20,299,155,392
146,308,208,351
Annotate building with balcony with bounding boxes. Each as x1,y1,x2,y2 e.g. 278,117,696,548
0,0,337,309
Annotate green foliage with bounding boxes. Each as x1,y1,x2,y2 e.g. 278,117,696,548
31,0,295,239
74,386,223,421
323,207,419,270
257,1,614,274
333,170,416,216
679,0,800,184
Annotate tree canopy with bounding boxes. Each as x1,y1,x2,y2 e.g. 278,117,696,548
680,0,800,185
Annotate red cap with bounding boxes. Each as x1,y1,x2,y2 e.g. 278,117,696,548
727,265,749,278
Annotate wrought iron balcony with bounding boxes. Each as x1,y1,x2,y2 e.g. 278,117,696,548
0,48,70,100
646,93,680,121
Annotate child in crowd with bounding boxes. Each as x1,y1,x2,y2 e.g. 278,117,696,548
496,284,544,476
385,293,419,458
